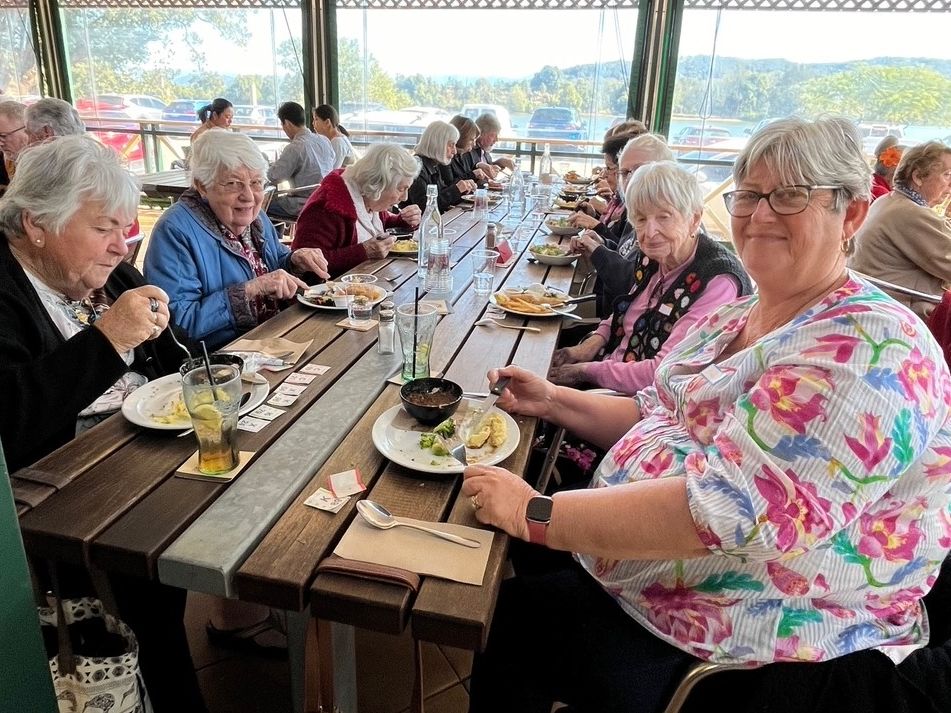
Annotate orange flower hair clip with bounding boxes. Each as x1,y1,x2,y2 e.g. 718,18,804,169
878,146,902,169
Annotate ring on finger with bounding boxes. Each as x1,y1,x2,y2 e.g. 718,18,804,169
470,495,482,511
149,297,159,313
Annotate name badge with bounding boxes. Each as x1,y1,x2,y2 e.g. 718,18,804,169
658,303,672,316
701,363,730,385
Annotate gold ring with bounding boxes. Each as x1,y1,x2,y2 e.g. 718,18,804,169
470,495,482,511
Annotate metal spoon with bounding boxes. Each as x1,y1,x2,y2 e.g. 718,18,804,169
356,500,481,548
474,318,541,333
166,327,192,361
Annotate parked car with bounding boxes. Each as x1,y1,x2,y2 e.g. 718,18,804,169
75,94,166,121
672,125,733,149
459,103,515,137
857,122,904,155
678,148,737,187
161,99,212,125
233,104,279,127
526,106,585,144
345,106,451,145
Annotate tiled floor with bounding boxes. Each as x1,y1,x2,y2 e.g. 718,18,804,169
185,592,473,713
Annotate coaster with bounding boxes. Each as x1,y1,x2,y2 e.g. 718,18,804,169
175,450,255,482
335,317,379,332
419,299,451,315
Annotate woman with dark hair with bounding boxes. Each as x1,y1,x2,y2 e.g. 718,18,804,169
870,136,904,202
313,104,355,169
191,97,233,143
449,115,488,183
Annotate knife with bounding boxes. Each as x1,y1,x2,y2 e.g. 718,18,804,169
448,374,512,466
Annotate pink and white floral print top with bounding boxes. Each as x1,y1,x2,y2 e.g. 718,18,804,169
578,276,951,664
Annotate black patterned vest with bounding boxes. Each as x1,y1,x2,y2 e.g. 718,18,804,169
602,233,752,362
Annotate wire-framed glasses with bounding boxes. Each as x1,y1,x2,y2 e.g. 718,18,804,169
723,185,842,217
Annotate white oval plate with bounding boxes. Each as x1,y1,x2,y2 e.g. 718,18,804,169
545,221,578,236
528,247,580,266
371,401,519,475
121,372,269,430
489,286,577,318
296,283,389,311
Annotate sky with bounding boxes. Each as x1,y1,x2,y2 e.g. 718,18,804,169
184,7,951,79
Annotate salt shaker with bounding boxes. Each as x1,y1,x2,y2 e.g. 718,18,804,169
378,300,395,354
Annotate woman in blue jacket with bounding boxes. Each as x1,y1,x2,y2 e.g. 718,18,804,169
145,130,329,349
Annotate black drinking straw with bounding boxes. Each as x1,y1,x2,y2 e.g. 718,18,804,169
412,286,419,379
200,340,219,399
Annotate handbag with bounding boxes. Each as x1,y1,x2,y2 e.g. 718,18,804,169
37,594,151,713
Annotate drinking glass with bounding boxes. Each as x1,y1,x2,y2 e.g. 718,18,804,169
530,184,549,223
182,364,241,474
395,303,439,382
348,294,373,326
512,226,534,252
470,249,500,299
473,187,489,220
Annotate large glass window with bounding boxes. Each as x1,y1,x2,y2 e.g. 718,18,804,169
59,3,304,171
672,5,951,238
0,2,38,102
335,5,638,172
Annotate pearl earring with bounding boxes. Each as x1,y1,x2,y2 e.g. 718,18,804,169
35,239,42,245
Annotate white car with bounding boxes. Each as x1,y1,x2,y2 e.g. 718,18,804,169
459,104,515,138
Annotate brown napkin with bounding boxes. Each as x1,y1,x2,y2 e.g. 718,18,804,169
333,516,494,586
335,317,379,332
316,554,420,592
228,337,312,364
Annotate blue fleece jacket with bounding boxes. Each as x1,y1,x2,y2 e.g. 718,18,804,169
144,194,291,349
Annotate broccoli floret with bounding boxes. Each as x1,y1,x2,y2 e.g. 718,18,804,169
433,418,456,438
430,439,450,457
419,433,437,449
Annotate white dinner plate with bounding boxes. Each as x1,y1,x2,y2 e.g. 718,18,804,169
121,372,269,430
296,283,389,311
489,286,577,318
371,401,520,475
389,240,419,257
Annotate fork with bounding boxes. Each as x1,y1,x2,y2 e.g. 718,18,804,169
167,328,192,361
540,303,584,321
474,318,541,333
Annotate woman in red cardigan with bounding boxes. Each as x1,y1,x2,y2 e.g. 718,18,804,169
292,142,422,277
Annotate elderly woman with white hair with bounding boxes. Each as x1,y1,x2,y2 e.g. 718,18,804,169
25,97,85,143
550,160,750,393
292,142,422,277
0,135,208,713
144,129,329,349
403,119,477,212
462,117,951,713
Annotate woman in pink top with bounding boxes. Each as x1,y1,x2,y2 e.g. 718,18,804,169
549,161,751,394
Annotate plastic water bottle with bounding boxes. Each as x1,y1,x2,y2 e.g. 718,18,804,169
417,184,440,287
539,143,552,185
509,159,526,216
426,228,452,294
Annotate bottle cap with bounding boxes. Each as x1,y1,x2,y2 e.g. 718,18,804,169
426,184,438,197
380,300,395,311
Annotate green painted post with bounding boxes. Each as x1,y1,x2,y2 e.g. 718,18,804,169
0,446,56,712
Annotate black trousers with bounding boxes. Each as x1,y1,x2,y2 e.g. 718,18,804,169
468,559,696,713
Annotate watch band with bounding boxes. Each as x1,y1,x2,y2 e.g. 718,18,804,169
527,519,549,546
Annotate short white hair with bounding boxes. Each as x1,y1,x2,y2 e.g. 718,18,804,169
475,113,501,134
346,143,420,203
25,98,85,137
620,133,673,164
190,129,267,187
734,116,871,206
0,135,139,237
415,121,459,165
0,100,26,122
625,160,703,220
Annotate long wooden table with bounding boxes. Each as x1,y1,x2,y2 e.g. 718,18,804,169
14,202,577,713
139,168,191,200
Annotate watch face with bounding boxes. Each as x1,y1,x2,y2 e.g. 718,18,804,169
526,496,553,523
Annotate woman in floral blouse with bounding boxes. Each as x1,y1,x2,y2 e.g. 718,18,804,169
462,117,951,713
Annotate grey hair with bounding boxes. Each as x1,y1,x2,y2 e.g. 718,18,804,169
415,121,459,165
894,141,951,188
0,100,26,122
190,128,267,187
25,98,85,137
620,132,674,164
625,160,703,220
474,113,501,134
0,135,139,237
346,143,420,203
734,116,871,208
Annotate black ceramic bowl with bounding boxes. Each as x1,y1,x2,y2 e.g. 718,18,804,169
179,353,244,378
400,378,464,426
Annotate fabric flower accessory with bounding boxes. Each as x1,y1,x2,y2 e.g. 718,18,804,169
878,146,902,169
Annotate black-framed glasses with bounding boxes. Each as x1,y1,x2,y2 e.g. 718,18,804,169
0,125,25,140
723,185,842,217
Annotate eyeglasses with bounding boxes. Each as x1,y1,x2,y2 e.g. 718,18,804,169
723,185,842,217
216,179,265,194
0,125,25,140
603,166,618,175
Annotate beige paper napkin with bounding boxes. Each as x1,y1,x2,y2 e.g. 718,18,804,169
335,317,379,332
333,516,494,586
228,337,313,364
